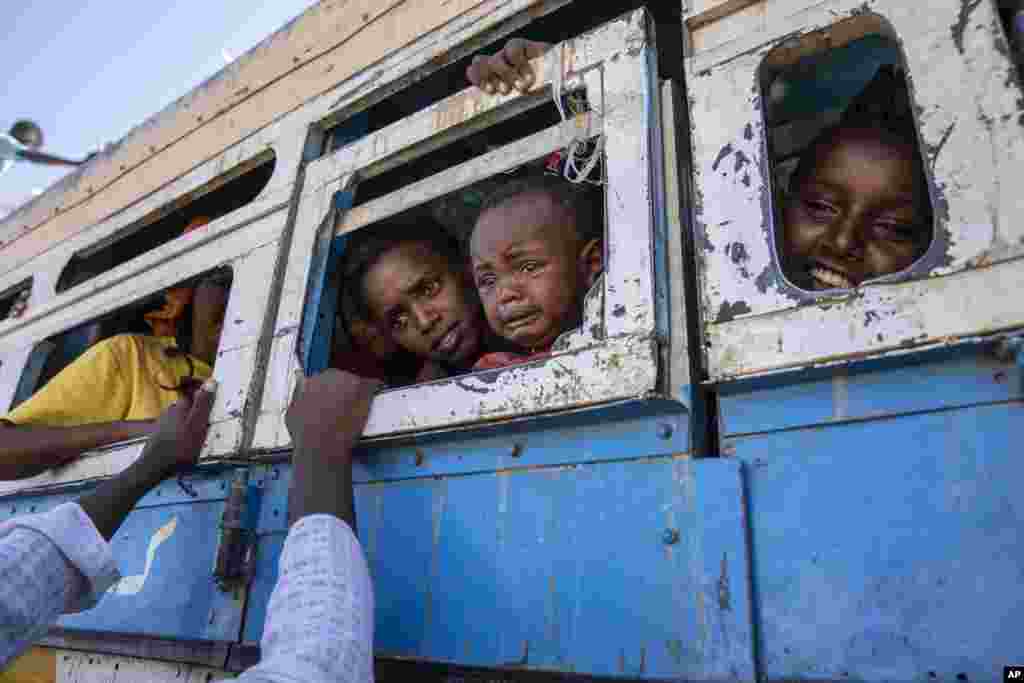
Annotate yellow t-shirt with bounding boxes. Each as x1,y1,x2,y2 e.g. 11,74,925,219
3,334,212,427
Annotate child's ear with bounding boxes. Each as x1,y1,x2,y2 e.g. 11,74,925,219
578,239,603,289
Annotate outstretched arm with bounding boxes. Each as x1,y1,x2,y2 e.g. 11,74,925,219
237,370,380,683
17,148,88,167
0,421,154,480
0,383,216,667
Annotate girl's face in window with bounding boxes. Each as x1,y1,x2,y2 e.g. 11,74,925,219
782,128,931,291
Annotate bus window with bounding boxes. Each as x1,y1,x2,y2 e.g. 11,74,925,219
261,9,661,442
760,30,934,294
998,0,1024,78
10,267,233,420
321,0,682,155
329,150,605,387
0,280,31,322
57,153,273,293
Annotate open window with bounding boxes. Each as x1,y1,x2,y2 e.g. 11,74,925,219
761,32,936,295
57,153,274,293
998,0,1024,80
685,2,1024,381
10,267,233,413
0,279,31,323
256,10,666,445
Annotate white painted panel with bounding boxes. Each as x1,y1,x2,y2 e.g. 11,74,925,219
686,0,1024,380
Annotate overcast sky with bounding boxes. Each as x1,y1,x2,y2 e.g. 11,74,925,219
1,0,318,217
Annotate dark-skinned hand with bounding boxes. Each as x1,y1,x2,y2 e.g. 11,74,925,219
139,379,217,478
286,369,382,457
466,38,552,95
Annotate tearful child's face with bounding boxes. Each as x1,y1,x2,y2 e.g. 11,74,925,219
362,241,485,368
471,194,601,352
782,128,931,291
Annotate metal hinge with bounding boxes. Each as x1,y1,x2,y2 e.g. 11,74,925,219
213,468,259,591
992,333,1024,368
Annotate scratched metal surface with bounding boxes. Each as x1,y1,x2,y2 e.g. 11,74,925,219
718,342,1023,436
244,405,755,680
685,0,1024,380
0,471,243,643
723,352,1023,681
255,11,665,445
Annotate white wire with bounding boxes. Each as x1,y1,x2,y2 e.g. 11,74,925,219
550,44,603,186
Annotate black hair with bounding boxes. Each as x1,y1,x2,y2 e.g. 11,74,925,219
475,173,603,245
340,217,465,322
9,120,43,149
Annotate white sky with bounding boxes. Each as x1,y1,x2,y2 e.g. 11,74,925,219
1,0,318,217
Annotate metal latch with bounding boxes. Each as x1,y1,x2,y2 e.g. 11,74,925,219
992,333,1024,369
213,468,258,590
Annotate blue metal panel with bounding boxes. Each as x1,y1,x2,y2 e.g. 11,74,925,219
0,468,246,642
352,401,689,484
718,345,1021,436
245,454,755,680
730,401,1023,681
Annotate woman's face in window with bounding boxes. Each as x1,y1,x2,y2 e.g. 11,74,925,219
781,127,931,291
362,241,485,369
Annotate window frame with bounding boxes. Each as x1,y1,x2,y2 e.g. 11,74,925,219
0,136,297,496
257,9,665,444
685,0,1024,382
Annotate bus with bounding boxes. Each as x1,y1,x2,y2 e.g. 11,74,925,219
0,0,1020,680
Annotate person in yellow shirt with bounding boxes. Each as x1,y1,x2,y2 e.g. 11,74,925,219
0,217,229,480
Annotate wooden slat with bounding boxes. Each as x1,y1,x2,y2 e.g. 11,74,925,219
0,0,500,277
685,0,762,29
0,647,56,683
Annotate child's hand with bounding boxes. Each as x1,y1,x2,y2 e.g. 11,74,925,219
467,38,551,95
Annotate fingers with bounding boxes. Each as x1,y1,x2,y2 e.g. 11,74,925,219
466,55,491,92
466,39,551,95
490,50,522,94
503,38,543,90
187,378,218,423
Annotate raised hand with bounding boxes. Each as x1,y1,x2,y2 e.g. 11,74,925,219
467,38,551,95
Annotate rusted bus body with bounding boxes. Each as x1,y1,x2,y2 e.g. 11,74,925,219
0,0,1021,681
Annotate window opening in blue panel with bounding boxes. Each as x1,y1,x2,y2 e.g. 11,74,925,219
0,279,31,323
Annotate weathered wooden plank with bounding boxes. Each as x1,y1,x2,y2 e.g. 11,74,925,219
0,647,57,683
685,0,763,29
57,651,230,682
0,0,503,278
